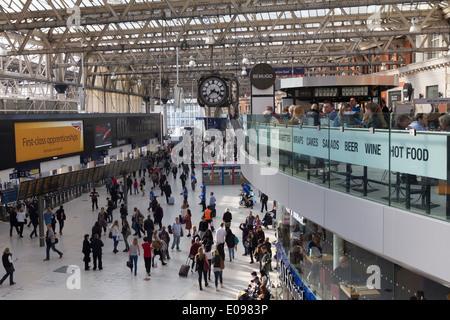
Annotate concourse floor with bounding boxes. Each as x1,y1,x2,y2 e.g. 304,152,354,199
0,170,276,300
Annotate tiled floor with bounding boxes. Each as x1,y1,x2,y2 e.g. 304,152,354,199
0,170,276,300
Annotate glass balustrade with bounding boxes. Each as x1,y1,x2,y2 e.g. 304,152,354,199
243,113,450,222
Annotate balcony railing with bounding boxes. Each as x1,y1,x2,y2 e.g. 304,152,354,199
244,113,450,222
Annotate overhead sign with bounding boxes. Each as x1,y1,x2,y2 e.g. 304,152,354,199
15,121,84,163
250,63,276,90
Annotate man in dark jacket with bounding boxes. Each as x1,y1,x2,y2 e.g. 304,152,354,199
144,215,155,238
90,233,104,270
162,181,172,203
222,208,232,230
82,234,91,270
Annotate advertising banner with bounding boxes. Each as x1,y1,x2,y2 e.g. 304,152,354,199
15,121,84,162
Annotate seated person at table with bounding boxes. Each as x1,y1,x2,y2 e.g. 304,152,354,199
363,102,387,129
333,103,366,128
409,113,428,131
438,113,450,131
393,114,411,130
331,255,363,286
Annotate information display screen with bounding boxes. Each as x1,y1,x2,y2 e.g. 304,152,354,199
88,168,95,183
42,176,53,194
18,181,30,200
49,175,59,193
26,180,37,198
69,171,77,188
56,174,66,191
75,170,83,186
63,172,72,189
35,178,44,196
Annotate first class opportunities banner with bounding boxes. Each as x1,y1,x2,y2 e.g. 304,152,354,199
15,121,84,162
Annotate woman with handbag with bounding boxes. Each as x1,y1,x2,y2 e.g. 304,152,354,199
212,249,224,292
0,248,17,285
128,237,140,276
194,247,209,290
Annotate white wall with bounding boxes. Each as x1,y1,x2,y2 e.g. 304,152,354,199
40,155,80,175
241,156,450,287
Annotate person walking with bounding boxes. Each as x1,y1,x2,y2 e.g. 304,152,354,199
110,220,120,253
128,237,140,276
16,208,26,238
180,171,187,189
90,188,99,211
55,205,66,235
98,208,108,236
162,181,172,204
122,220,131,252
171,217,183,252
91,233,104,270
184,209,192,237
246,229,257,264
239,223,249,256
133,178,139,195
158,226,170,262
82,234,91,270
0,248,17,286
260,193,268,213
120,204,128,224
154,203,164,230
43,224,63,261
8,208,19,237
127,176,133,195
212,249,224,291
29,203,39,239
195,247,209,290
141,237,152,277
225,228,237,262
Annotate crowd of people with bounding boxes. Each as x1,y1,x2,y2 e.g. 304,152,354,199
262,98,450,132
79,148,275,298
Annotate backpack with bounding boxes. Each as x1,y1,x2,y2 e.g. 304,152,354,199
168,224,172,234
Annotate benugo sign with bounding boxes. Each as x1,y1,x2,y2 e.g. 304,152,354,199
15,121,84,162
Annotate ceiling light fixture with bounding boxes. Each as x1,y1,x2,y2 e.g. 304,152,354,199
242,53,249,65
410,17,422,33
188,56,196,68
241,66,247,76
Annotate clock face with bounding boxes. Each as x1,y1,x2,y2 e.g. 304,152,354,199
199,76,228,107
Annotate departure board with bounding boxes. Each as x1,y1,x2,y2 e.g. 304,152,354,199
63,172,72,189
88,168,95,183
75,170,83,186
42,176,53,194
18,181,30,200
35,178,44,196
26,179,37,198
49,175,59,193
81,169,89,185
70,171,79,188
56,174,66,191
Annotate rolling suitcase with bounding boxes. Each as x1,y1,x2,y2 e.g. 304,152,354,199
168,196,175,205
179,257,190,277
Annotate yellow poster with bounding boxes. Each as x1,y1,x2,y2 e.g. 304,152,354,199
15,121,84,162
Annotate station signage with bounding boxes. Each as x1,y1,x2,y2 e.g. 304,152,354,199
250,63,276,90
